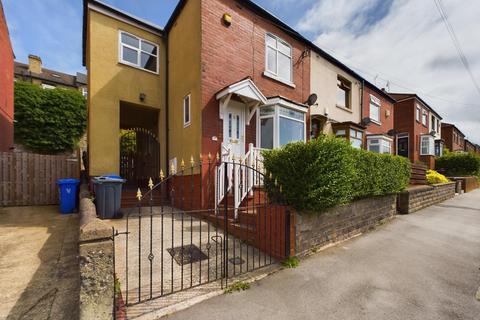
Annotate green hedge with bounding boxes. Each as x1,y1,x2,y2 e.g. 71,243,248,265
14,81,87,154
435,152,480,176
262,135,411,213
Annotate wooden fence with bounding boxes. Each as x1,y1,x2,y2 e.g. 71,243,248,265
0,152,80,206
410,163,427,185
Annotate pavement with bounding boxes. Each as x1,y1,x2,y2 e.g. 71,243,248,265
0,206,80,320
165,189,480,320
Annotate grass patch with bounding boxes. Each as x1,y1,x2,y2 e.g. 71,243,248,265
225,281,250,293
281,256,299,268
114,277,121,295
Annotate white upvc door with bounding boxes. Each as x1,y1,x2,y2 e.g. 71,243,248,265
223,100,246,159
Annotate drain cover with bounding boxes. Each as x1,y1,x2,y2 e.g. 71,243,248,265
229,257,245,265
167,244,208,266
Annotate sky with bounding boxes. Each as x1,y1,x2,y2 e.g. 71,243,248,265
3,0,480,142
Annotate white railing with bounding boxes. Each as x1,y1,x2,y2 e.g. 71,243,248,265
216,143,266,219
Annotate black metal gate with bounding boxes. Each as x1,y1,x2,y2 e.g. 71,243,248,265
120,128,160,186
113,158,290,308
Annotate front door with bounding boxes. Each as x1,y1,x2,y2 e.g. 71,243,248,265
223,101,245,158
397,136,409,158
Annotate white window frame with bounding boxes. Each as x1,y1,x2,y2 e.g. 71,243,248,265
118,30,159,74
257,103,306,149
81,87,88,97
416,105,421,122
367,135,393,154
183,94,191,127
264,33,294,86
41,83,56,90
420,135,435,156
421,109,428,127
369,95,381,124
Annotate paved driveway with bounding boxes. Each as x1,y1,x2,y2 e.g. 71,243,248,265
0,206,79,320
166,190,480,320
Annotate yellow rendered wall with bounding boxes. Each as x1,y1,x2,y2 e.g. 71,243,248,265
86,10,167,176
167,0,202,171
310,52,362,135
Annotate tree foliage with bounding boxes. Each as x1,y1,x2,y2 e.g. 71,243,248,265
14,81,87,154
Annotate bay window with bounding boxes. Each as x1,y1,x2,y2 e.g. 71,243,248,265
420,135,435,156
367,135,393,154
333,123,364,149
258,100,306,149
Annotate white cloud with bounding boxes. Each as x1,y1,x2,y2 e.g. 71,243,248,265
296,0,480,143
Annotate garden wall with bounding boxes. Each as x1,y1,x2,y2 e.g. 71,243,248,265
397,182,456,215
295,194,397,257
447,176,479,193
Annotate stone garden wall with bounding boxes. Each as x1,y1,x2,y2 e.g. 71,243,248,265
397,182,456,215
295,195,397,257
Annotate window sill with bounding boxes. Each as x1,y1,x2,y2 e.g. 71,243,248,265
183,122,191,128
263,71,296,88
336,105,353,113
118,61,159,75
370,119,381,126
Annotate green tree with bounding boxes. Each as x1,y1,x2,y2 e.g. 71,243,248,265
14,81,87,154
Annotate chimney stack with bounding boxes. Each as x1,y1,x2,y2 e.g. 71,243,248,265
28,54,42,74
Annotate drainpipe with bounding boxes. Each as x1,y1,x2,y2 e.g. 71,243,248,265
360,79,364,125
165,38,170,175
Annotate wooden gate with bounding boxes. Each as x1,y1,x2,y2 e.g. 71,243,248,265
0,152,80,206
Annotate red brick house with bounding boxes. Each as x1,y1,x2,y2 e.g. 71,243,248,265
0,0,14,152
362,84,396,154
390,93,443,168
464,139,476,153
441,123,465,152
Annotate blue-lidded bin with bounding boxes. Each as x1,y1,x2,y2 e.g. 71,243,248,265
57,178,80,214
93,176,126,219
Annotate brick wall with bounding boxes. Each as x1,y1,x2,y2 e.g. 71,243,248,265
447,176,479,193
0,3,14,152
295,195,397,257
363,86,394,136
397,182,456,214
200,0,310,158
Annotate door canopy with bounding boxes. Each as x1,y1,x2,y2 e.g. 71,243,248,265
216,78,268,122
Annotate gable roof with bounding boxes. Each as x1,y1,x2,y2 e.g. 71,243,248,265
14,61,87,88
441,122,466,138
389,92,443,120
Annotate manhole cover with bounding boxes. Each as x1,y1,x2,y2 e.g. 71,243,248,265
167,244,208,266
229,257,245,265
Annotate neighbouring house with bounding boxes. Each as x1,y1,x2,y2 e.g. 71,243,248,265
390,93,443,168
362,84,396,154
441,123,465,153
14,55,88,96
464,139,477,153
0,0,14,152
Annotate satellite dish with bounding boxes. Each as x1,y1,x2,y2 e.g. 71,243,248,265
430,130,437,137
361,117,371,126
387,129,397,137
306,93,318,106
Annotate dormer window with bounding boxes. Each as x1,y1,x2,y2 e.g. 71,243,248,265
119,31,158,73
264,33,293,85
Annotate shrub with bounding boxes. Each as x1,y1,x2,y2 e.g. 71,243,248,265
435,152,480,176
262,136,356,212
14,81,87,154
351,149,411,199
426,170,449,185
262,136,411,213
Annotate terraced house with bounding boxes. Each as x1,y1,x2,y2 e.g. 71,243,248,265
83,0,401,209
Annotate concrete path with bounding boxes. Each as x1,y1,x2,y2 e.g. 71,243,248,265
0,206,80,320
165,190,480,320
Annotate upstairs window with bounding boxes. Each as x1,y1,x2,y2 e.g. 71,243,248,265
183,94,191,127
265,33,292,84
416,105,421,122
336,77,351,109
422,110,428,126
370,95,381,123
119,31,158,73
